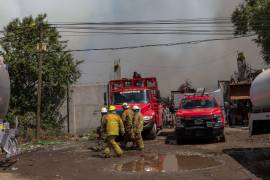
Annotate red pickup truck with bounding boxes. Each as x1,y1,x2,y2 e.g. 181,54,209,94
175,94,225,143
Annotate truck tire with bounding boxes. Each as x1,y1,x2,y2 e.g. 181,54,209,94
176,136,182,145
220,131,226,142
147,123,157,140
175,132,182,145
217,129,225,142
220,135,225,142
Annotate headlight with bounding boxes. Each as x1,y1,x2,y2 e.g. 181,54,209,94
143,116,152,121
176,116,185,127
212,115,222,125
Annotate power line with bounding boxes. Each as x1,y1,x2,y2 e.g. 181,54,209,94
1,16,270,33
58,28,235,32
49,18,233,25
2,17,270,38
50,17,233,24
130,49,238,70
66,35,254,52
0,17,261,53
79,48,239,72
49,18,270,26
60,32,236,36
56,25,236,29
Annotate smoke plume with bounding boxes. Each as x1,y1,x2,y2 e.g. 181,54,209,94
0,0,263,95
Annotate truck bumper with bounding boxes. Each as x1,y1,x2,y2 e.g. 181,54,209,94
175,127,224,139
250,112,270,135
143,121,154,131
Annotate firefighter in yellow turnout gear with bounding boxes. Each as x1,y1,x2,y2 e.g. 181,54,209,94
132,105,144,151
103,106,125,158
91,107,108,152
121,103,135,149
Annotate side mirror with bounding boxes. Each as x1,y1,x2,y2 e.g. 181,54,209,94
170,108,176,113
157,90,161,99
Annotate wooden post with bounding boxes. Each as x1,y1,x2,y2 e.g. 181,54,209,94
36,26,47,139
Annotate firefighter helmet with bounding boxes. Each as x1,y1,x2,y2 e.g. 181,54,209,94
122,102,129,108
132,105,140,111
101,107,108,113
109,105,117,112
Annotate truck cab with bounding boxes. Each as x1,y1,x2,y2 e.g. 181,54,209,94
175,94,225,143
108,77,164,139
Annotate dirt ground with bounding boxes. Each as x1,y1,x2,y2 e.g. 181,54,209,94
1,127,270,180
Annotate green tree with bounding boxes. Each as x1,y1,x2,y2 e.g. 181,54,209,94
0,14,81,134
232,0,270,64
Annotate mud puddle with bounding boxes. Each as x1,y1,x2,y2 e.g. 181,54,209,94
113,153,220,173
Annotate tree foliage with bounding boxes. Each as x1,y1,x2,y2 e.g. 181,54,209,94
232,0,270,64
0,14,81,131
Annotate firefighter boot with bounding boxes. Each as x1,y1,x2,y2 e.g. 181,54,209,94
134,133,144,151
105,135,123,157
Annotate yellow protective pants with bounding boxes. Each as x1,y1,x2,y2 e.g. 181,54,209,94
123,131,135,148
134,132,144,150
104,135,123,157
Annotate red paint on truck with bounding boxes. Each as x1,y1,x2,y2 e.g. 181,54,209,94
175,95,225,143
108,77,164,138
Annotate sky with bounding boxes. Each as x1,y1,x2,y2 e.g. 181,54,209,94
0,0,265,96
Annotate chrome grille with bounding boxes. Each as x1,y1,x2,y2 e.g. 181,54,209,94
184,116,210,127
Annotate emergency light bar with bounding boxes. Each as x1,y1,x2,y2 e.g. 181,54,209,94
183,88,209,97
196,88,206,94
109,77,158,91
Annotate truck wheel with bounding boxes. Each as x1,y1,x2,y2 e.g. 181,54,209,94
220,131,226,142
147,123,157,140
176,135,182,145
220,135,226,142
217,130,225,142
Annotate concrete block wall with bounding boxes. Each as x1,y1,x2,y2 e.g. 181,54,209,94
66,83,107,134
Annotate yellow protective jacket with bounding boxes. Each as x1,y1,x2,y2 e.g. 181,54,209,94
133,112,144,133
103,113,125,136
122,108,134,131
100,114,107,131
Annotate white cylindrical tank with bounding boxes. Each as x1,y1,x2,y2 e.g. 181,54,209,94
0,66,10,118
250,69,270,108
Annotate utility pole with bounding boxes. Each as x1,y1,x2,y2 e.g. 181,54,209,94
36,23,47,139
113,59,121,80
67,84,70,133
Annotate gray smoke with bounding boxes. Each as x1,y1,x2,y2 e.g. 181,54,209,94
0,0,264,96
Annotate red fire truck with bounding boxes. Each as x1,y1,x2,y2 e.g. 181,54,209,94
175,92,225,143
108,77,164,139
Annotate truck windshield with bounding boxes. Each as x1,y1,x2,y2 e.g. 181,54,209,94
112,90,150,104
181,98,218,109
